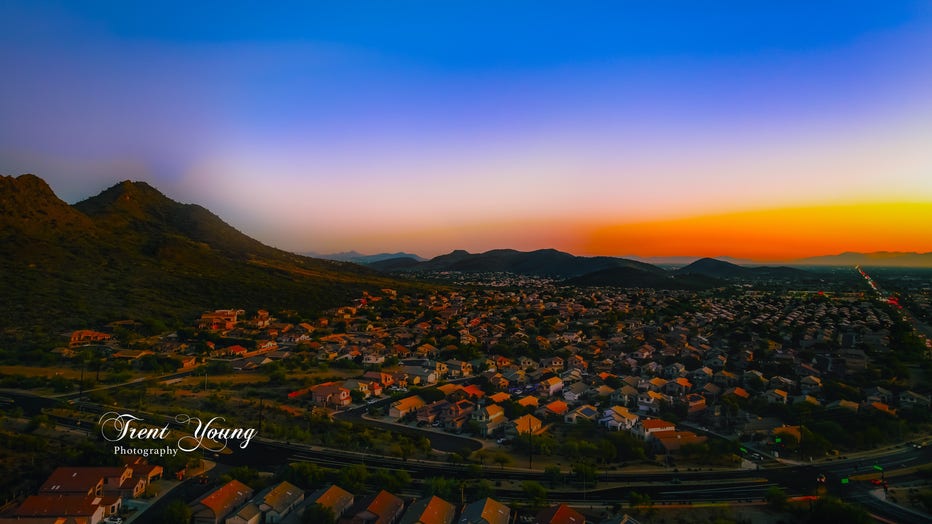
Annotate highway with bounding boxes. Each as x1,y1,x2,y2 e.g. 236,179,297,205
4,387,931,522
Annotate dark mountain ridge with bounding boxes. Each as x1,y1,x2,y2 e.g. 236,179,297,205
676,257,814,280
0,174,418,343
371,248,666,278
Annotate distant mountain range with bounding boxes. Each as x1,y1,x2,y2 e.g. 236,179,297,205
307,251,427,264
369,249,823,288
3,173,927,342
790,251,932,267
0,174,418,340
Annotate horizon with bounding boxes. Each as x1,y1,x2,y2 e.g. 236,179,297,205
2,3,931,259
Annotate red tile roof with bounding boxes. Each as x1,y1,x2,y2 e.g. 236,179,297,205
536,503,585,524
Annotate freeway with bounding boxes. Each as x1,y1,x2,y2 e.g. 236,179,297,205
5,389,932,521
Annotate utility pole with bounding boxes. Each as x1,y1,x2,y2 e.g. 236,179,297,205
527,429,533,469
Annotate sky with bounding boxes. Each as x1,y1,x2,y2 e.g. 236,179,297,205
1,1,931,260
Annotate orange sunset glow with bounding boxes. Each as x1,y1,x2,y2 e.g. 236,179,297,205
580,202,932,261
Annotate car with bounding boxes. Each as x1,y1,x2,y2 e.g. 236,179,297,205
870,478,885,485
104,517,123,524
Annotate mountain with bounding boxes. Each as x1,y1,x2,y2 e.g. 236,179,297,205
0,174,421,346
677,257,814,280
370,248,666,278
308,251,426,264
791,251,932,268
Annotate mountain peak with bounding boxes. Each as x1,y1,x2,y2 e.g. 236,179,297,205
0,173,58,200
0,173,93,231
74,179,176,221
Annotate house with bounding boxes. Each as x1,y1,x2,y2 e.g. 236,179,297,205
689,367,713,386
663,378,692,397
601,406,639,431
12,494,109,523
363,354,386,365
538,377,564,397
663,362,686,379
339,489,404,524
654,431,708,454
364,371,396,388
40,465,143,500
541,400,569,418
516,396,539,409
562,382,590,404
637,390,668,414
312,382,352,408
417,401,450,425
535,503,586,524
799,376,823,395
633,419,676,440
390,396,426,419
308,484,355,519
540,356,564,370
343,379,372,399
488,392,511,404
611,385,639,405
517,356,537,370
120,455,163,485
39,467,104,496
564,404,599,424
472,404,508,437
446,359,473,378
899,390,931,408
713,370,739,387
228,503,261,524
646,377,667,392
763,389,788,405
683,393,707,417
566,354,588,371
190,479,253,524
508,414,544,437
399,495,456,524
198,309,244,331
69,329,112,347
258,481,304,523
722,387,750,402
826,399,859,412
404,366,438,385
864,386,893,404
458,497,511,524
442,400,477,432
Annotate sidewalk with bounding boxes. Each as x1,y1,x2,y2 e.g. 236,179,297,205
868,487,932,523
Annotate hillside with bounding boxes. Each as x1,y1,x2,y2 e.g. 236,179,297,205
371,248,666,278
677,257,815,281
791,251,932,268
0,174,422,348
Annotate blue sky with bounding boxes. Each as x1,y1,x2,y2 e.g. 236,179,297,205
2,2,931,257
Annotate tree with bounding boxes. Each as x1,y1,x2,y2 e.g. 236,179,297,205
544,465,563,488
338,464,369,493
765,486,788,510
522,480,548,509
301,503,336,524
284,462,327,489
161,500,191,524
573,462,598,488
493,451,512,470
808,496,871,523
629,491,654,518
